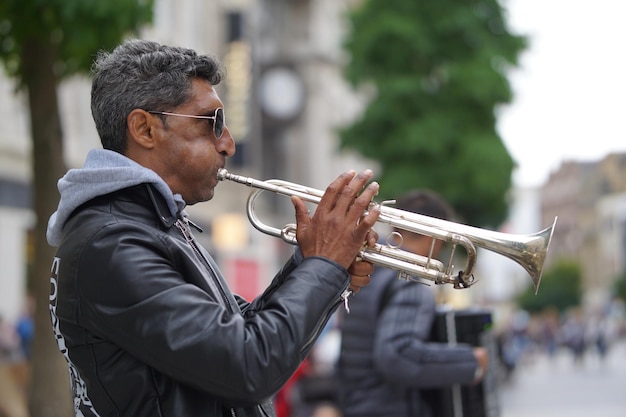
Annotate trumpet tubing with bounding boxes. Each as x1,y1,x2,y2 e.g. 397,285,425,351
217,169,556,294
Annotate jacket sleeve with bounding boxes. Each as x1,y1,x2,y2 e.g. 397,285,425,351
241,248,302,315
75,223,350,404
372,282,477,388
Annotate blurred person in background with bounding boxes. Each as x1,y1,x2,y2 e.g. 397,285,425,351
0,315,28,417
337,190,488,417
15,294,34,361
46,38,381,417
560,308,587,365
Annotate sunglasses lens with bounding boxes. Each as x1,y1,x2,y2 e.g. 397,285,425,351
213,108,224,138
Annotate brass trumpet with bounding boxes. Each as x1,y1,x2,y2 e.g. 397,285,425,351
217,169,556,294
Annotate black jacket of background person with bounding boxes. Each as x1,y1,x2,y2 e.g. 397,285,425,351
338,266,478,417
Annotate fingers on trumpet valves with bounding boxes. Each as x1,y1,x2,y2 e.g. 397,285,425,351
348,257,375,277
363,228,379,247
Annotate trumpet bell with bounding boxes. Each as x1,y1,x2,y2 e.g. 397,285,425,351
504,218,557,294
474,219,556,295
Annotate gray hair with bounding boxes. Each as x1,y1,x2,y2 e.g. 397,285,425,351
90,39,226,153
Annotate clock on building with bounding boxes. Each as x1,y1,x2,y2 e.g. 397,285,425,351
257,65,306,123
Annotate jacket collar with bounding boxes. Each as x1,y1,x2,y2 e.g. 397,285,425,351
144,184,179,228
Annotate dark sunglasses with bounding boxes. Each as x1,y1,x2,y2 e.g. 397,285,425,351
147,108,225,139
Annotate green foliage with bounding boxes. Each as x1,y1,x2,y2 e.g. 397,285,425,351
613,270,626,302
340,0,526,227
0,0,153,85
517,260,582,314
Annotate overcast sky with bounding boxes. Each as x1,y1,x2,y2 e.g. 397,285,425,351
497,0,626,188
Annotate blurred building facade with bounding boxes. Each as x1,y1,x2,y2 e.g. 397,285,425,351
541,153,626,308
1,0,622,323
0,74,33,324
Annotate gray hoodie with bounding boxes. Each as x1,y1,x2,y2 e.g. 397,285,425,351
47,148,186,246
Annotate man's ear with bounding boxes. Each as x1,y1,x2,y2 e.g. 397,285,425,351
127,109,157,149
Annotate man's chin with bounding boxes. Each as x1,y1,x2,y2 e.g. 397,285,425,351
185,190,214,206
201,188,216,203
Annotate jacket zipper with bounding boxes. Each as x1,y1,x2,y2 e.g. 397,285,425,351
174,218,233,311
175,218,239,417
301,284,350,354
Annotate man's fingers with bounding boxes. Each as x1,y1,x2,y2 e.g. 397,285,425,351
294,168,380,268
347,260,374,277
355,199,380,239
348,259,374,294
316,170,356,214
349,273,372,294
364,229,379,248
334,170,374,213
291,195,310,227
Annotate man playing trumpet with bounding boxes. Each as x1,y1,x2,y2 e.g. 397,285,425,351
46,39,379,417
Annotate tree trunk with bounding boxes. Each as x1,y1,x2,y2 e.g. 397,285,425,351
21,37,73,417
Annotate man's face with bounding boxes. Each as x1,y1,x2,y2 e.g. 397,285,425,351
149,78,235,205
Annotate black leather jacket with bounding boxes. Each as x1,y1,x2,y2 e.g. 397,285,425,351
49,184,350,417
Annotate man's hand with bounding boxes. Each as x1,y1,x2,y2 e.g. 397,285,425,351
291,169,380,270
346,228,379,293
472,347,489,384
347,259,374,294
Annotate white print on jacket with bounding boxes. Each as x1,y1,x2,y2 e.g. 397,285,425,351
50,257,101,417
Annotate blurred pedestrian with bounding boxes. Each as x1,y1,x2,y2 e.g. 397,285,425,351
0,315,29,417
15,295,34,361
337,190,488,417
560,309,586,365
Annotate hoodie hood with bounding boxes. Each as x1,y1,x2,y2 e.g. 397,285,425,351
47,148,186,246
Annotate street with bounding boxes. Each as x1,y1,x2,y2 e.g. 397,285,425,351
499,340,626,417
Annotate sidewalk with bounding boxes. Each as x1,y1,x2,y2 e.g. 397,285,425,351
499,340,626,417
